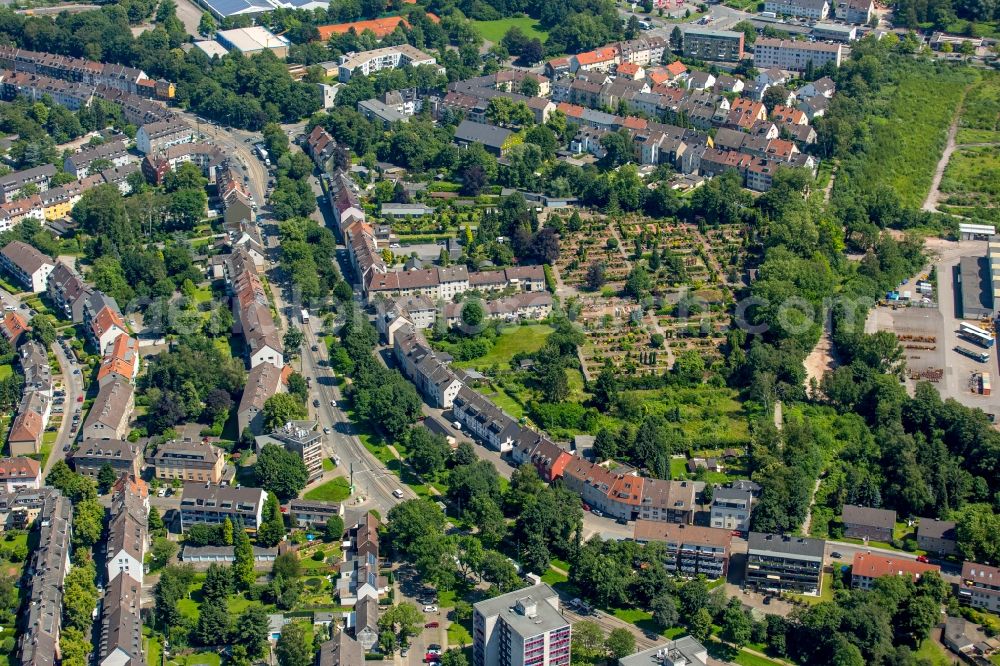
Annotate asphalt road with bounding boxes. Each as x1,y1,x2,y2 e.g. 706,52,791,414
46,341,85,476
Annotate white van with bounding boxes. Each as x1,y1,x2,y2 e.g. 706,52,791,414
392,489,404,499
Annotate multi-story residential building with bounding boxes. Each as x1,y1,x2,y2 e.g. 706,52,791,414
764,0,829,18
637,477,701,523
0,487,60,530
394,324,463,409
473,583,571,666
0,240,54,292
150,438,226,484
0,164,55,203
47,261,93,322
8,391,50,455
141,142,226,185
633,521,733,579
256,421,325,483
180,484,267,532
19,340,51,396
366,265,545,302
0,69,96,109
0,310,28,345
136,118,192,155
227,247,284,369
451,385,521,452
746,532,825,594
753,38,843,71
916,518,958,556
70,439,143,480
17,491,72,666
842,504,896,542
84,291,128,353
82,376,134,442
98,572,144,666
289,499,343,528
338,45,439,82
96,335,140,386
850,552,940,591
617,36,667,66
351,596,380,651
960,562,1000,612
572,46,619,73
238,361,284,435
0,457,41,491
64,138,133,177
711,486,754,532
834,0,874,23
619,637,709,666
682,28,745,62
105,475,148,585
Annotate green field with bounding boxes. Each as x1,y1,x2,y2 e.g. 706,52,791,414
303,476,351,502
453,324,554,370
913,638,953,666
0,364,11,380
472,17,548,44
940,145,1000,218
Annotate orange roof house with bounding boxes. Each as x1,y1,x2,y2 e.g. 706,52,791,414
97,335,140,385
0,311,29,344
665,61,688,77
851,552,940,589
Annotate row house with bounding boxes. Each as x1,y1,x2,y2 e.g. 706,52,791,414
226,247,283,369
141,142,226,185
8,388,50,455
82,376,135,441
136,118,193,155
916,518,957,556
441,291,554,327
105,475,149,585
452,385,521,452
562,458,645,521
572,46,619,73
0,45,155,96
0,457,41,492
633,521,733,579
17,491,72,666
638,477,701,523
570,125,610,159
96,334,140,385
237,360,284,435
616,36,667,66
510,433,573,483
47,261,93,322
85,291,128,353
726,98,767,131
305,125,337,169
960,562,1000,613
842,504,896,542
0,69,95,109
394,323,463,409
0,164,55,204
435,91,489,123
218,165,254,228
0,196,44,231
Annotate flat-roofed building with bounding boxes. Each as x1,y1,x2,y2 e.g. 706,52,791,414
682,28,745,62
811,22,858,41
746,531,825,594
338,45,439,82
216,26,290,58
256,421,324,483
179,483,266,531
851,552,940,590
289,499,343,527
473,583,571,666
150,438,226,484
633,521,733,579
711,486,754,532
619,637,709,666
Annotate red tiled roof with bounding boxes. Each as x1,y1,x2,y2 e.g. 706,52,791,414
317,16,409,40
852,552,940,580
666,61,687,76
575,47,618,66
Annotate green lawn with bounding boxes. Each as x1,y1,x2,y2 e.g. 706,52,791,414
541,566,568,586
303,476,351,502
448,620,473,646
453,324,555,371
913,638,953,666
472,17,548,44
0,364,11,380
322,457,335,471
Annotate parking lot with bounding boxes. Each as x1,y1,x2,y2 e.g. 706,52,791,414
866,238,1000,419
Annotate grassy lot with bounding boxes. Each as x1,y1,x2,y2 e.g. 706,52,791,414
913,638,953,666
303,476,351,502
453,324,555,370
956,128,1000,143
0,364,11,380
472,17,548,44
448,619,473,646
322,457,335,471
940,145,1000,216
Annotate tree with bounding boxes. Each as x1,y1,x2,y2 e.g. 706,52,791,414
233,523,255,588
319,514,344,544
573,620,606,661
195,597,230,646
198,11,216,36
408,427,450,476
262,393,308,431
460,299,486,328
148,506,164,532
97,463,117,493
387,499,445,553
379,602,424,642
722,597,753,647
690,608,712,642
29,314,56,345
651,593,679,629
606,628,636,661
150,536,178,569
72,499,105,550
283,325,304,359
202,563,234,601
62,560,98,631
255,443,309,501
222,516,234,545
762,86,791,111
234,605,272,660
625,265,652,298
586,261,607,290
276,621,312,666
520,76,540,97
440,649,469,666
154,565,195,629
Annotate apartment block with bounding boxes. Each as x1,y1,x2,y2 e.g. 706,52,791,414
746,532,825,594
851,552,940,591
633,521,733,579
473,583,571,666
960,562,1000,613
753,38,843,71
916,518,958,556
338,45,439,82
256,421,325,483
763,0,829,19
682,28,745,62
711,486,754,532
0,240,54,292
70,439,143,480
842,504,896,542
179,484,266,531
289,499,343,527
149,438,226,484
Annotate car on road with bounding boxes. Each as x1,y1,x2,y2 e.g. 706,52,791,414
616,517,628,525
591,509,604,517
393,489,404,499
63,445,70,452
427,645,442,655
831,551,843,559
73,369,81,375
763,596,772,605
424,621,439,628
323,427,331,434
423,605,438,613
313,399,320,407
329,399,337,407
916,555,930,563
311,344,318,352
400,647,409,657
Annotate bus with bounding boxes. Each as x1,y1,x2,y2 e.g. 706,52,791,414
301,308,310,325
955,345,990,363
959,322,994,348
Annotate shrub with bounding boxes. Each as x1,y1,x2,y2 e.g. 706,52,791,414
311,549,325,561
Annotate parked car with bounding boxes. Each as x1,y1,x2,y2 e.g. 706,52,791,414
323,427,331,435
831,551,843,559
591,509,604,517
424,621,439,628
427,645,442,655
423,605,438,613
916,555,930,563
311,344,318,352
313,399,320,407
